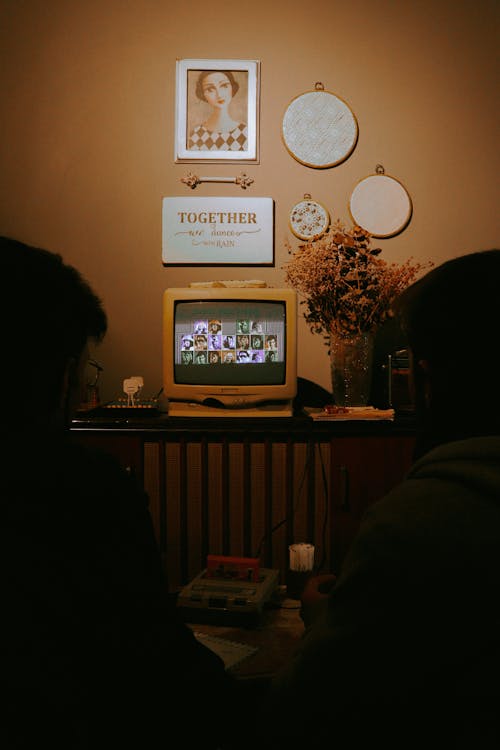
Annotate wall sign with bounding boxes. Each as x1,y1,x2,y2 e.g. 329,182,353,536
162,196,274,266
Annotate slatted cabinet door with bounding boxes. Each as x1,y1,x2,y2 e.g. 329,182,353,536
71,423,415,592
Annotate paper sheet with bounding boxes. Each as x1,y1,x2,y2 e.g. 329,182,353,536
194,632,259,671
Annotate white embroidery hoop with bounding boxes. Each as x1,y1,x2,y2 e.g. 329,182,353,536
282,82,358,168
349,165,413,238
289,194,330,241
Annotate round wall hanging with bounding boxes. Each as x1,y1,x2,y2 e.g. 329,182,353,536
282,82,358,169
349,165,413,238
289,194,330,241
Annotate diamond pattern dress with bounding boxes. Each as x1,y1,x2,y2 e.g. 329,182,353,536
188,123,248,151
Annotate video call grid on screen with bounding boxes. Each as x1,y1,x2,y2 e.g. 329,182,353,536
174,300,285,369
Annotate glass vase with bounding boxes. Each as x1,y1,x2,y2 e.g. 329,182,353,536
329,330,375,407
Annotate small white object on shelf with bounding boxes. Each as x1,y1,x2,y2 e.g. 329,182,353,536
123,376,144,406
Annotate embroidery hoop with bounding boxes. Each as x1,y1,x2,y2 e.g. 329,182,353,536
349,165,413,238
282,82,358,168
289,194,330,241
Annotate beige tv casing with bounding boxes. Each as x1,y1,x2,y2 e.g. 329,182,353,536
163,286,297,417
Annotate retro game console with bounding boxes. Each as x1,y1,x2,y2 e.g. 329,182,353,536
176,555,280,625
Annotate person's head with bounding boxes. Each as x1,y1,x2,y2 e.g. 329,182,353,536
396,248,500,455
2,236,107,429
195,70,239,106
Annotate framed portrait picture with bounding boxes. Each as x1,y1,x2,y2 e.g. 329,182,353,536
175,58,260,163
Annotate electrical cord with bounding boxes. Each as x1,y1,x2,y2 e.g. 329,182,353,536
254,440,317,560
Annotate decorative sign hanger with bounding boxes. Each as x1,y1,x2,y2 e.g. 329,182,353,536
181,171,254,190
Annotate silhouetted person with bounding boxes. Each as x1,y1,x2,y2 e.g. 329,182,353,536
259,249,500,748
1,236,233,749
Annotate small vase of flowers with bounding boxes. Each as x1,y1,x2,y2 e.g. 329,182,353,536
284,221,430,406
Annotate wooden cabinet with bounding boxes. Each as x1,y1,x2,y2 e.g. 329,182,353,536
327,434,415,570
69,429,165,567
71,417,415,592
74,432,144,477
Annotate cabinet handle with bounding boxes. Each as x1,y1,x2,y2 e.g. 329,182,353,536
339,465,350,512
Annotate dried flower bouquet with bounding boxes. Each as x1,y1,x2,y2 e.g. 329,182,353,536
284,220,430,340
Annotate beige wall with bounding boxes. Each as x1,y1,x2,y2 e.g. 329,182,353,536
1,0,498,401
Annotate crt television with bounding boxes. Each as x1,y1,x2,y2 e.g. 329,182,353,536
163,287,297,417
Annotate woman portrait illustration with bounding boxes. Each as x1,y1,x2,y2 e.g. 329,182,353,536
175,59,259,162
187,69,248,152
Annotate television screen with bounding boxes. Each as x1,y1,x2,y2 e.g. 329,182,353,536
164,287,297,416
173,299,286,386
